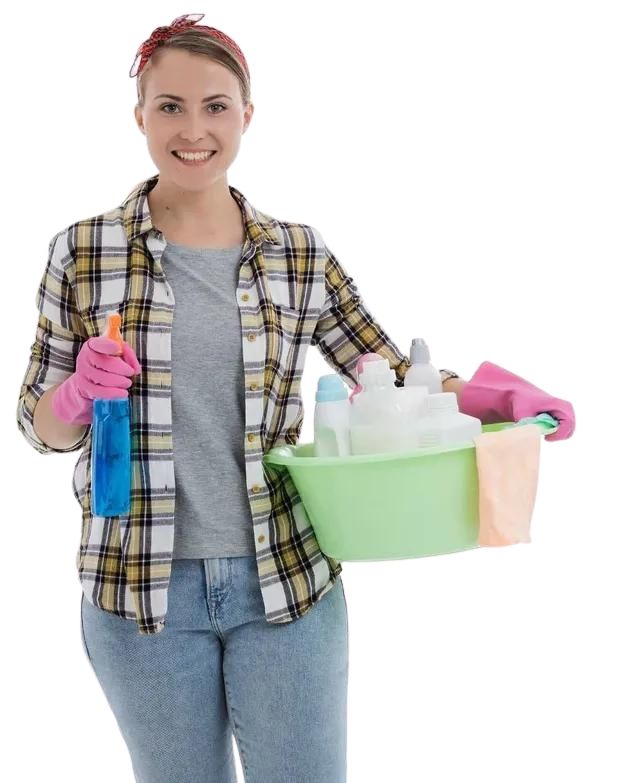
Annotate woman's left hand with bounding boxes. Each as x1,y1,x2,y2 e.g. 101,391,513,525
459,361,576,442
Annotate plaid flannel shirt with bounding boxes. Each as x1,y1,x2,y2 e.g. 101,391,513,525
17,174,459,634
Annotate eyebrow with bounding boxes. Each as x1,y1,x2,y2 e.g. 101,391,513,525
153,93,232,102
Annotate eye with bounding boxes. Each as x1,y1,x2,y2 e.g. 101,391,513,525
160,103,226,114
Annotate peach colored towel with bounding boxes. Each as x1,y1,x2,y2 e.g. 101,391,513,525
473,424,542,546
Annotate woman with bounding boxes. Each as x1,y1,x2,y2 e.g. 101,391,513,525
16,13,573,783
12,13,453,782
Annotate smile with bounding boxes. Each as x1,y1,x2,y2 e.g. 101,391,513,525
172,150,217,165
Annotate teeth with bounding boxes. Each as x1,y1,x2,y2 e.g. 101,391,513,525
175,150,214,161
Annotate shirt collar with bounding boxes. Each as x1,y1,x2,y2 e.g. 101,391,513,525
121,174,282,247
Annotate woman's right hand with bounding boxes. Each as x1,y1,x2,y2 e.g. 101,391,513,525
51,336,142,425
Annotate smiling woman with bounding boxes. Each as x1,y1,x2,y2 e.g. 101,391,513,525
17,11,461,783
131,15,255,242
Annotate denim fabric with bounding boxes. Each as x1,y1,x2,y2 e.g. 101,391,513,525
80,555,349,783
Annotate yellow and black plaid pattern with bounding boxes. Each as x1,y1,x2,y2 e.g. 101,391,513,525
17,174,458,634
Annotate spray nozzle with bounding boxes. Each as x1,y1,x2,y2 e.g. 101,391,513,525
103,311,125,356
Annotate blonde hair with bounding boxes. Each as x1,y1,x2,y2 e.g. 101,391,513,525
136,29,251,108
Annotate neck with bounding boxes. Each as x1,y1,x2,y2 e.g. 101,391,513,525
148,175,238,227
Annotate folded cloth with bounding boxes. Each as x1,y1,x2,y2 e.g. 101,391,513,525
473,423,542,546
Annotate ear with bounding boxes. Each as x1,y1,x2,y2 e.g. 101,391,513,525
242,102,254,134
134,105,145,135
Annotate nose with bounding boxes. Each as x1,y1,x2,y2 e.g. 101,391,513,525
178,114,209,144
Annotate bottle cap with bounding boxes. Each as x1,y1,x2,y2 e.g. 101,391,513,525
316,374,348,402
410,338,431,363
423,392,458,412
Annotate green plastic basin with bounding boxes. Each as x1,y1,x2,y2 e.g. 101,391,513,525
263,419,557,561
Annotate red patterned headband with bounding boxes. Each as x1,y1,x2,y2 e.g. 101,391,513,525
129,13,250,81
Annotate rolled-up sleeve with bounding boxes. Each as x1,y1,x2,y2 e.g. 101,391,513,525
310,238,456,390
17,228,91,454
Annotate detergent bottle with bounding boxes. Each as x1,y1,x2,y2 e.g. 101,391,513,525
91,312,132,517
416,392,482,449
404,338,443,393
313,374,351,457
396,338,442,424
349,358,419,455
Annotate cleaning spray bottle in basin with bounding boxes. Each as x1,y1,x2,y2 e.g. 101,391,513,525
91,312,132,517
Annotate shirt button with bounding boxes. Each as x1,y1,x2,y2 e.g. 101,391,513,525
241,293,250,301
249,382,258,392
257,534,265,543
251,484,262,494
247,333,256,342
247,433,256,443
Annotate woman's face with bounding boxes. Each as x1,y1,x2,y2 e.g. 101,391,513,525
134,48,253,190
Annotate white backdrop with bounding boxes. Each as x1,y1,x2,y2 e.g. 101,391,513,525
4,1,638,781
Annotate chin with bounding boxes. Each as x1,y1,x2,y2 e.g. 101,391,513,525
159,164,226,190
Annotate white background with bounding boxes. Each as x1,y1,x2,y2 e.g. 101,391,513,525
4,1,638,781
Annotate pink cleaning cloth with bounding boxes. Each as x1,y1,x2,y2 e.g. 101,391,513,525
473,424,542,546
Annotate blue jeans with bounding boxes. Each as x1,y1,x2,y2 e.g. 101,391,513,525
80,555,349,783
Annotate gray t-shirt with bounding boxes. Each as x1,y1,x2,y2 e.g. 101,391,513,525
160,240,255,558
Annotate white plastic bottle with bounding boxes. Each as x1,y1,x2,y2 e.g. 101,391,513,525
416,392,482,449
398,339,441,425
349,358,420,455
403,338,443,393
313,374,351,457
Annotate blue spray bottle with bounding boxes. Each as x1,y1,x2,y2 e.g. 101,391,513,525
91,311,132,517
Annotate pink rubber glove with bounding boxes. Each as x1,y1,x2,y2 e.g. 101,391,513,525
51,336,142,425
459,360,575,442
